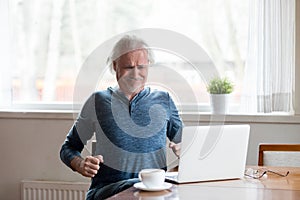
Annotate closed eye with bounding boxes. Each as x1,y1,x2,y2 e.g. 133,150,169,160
124,66,135,70
137,64,148,69
123,65,148,70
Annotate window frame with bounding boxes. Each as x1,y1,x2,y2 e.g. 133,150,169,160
1,1,299,119
295,0,300,116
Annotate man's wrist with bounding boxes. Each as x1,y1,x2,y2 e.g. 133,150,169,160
70,156,84,172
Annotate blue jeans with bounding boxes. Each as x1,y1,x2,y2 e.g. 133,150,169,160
86,178,139,200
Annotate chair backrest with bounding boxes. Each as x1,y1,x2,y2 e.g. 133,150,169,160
258,144,300,167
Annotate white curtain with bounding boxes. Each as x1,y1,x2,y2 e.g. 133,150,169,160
241,0,295,113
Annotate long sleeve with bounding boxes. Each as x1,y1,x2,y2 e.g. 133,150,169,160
60,93,97,170
60,126,84,170
167,93,183,143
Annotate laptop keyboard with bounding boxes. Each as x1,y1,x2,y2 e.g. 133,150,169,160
165,172,179,181
167,174,178,179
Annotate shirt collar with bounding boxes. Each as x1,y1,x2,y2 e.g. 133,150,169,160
109,86,150,104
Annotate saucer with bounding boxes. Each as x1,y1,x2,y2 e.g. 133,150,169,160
133,182,172,191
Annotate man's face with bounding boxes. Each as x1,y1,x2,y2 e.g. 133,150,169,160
113,50,149,94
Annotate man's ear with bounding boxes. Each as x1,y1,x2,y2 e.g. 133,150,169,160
113,61,117,71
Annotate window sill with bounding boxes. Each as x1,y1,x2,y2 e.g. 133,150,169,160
0,110,300,124
181,112,300,124
0,109,77,120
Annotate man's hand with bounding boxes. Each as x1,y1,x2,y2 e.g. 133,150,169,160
169,142,181,158
71,155,104,178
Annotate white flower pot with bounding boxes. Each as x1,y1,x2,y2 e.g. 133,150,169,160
210,94,230,114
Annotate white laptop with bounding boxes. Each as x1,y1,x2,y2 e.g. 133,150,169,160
165,124,250,184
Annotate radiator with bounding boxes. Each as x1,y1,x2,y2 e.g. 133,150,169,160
21,180,90,200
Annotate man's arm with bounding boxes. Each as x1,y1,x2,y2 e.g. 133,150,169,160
60,126,104,178
165,92,183,158
166,92,183,143
60,93,104,177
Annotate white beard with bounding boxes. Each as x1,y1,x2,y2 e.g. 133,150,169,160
118,76,145,93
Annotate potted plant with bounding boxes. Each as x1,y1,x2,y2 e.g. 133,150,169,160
207,77,234,114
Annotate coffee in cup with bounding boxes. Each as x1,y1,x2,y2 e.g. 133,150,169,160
139,169,165,188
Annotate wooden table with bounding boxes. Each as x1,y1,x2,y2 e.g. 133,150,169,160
108,166,300,200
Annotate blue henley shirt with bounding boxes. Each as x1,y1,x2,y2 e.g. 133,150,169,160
60,86,182,191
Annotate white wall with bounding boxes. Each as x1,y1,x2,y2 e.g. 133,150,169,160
0,113,300,200
0,114,89,200
242,122,300,164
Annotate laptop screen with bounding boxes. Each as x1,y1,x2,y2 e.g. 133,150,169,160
167,125,250,183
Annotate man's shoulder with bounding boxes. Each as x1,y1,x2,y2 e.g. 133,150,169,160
93,88,112,97
148,88,170,98
142,88,173,105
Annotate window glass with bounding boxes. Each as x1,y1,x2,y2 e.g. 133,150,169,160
7,0,249,111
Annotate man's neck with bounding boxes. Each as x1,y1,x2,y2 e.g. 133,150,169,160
118,86,144,101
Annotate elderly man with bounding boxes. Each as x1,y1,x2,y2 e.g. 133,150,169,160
60,35,183,200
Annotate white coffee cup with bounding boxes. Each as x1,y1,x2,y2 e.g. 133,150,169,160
138,169,165,188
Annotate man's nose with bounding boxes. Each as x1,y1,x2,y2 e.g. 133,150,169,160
131,66,139,77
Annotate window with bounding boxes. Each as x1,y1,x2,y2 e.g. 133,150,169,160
1,0,296,114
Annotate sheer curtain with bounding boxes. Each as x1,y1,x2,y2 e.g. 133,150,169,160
242,0,295,113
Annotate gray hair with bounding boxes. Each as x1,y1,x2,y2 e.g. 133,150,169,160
107,35,154,71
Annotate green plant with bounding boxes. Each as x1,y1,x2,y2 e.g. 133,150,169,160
207,77,234,94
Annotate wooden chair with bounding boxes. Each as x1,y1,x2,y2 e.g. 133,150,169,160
258,144,300,167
